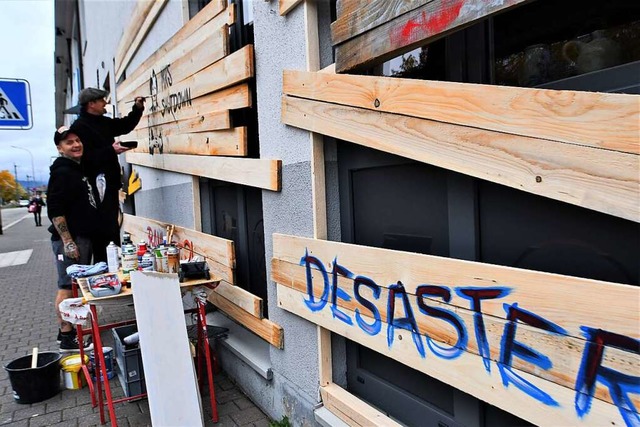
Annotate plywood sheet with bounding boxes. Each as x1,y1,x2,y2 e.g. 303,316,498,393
131,271,203,426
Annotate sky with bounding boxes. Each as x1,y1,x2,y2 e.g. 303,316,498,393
0,0,57,188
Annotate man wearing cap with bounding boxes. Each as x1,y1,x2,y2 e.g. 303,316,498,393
69,88,145,262
48,126,97,352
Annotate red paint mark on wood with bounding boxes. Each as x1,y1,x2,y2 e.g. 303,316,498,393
394,0,465,44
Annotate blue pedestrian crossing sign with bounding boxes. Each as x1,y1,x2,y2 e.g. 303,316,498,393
0,78,32,130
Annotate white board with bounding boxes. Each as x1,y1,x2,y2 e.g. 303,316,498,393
131,271,204,427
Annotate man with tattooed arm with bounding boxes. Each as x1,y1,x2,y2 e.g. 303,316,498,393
47,126,98,352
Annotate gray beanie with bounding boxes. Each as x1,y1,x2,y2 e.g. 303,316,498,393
78,88,109,106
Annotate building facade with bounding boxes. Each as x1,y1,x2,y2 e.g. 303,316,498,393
54,0,639,426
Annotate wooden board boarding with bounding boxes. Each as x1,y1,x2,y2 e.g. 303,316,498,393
117,24,229,108
272,234,640,339
277,284,630,427
331,0,431,45
282,95,639,222
113,1,156,79
122,213,235,283
208,292,284,348
119,45,254,125
131,272,204,426
272,258,639,408
280,0,303,16
320,383,403,427
131,110,231,135
115,0,169,81
215,280,263,318
128,127,247,156
126,153,282,191
120,84,251,141
116,0,229,101
334,0,530,72
283,70,640,154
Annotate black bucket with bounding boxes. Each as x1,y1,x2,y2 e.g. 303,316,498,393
4,352,62,404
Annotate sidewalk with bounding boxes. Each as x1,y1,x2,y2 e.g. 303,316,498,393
0,213,270,427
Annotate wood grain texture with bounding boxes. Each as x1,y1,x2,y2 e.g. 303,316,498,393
122,213,235,283
116,0,228,101
283,70,640,154
331,0,430,45
334,0,529,72
272,234,640,339
118,25,229,106
320,384,403,427
126,153,282,191
123,84,251,135
215,280,263,318
129,127,246,156
282,96,639,222
208,292,284,348
280,0,303,16
115,0,169,81
272,258,640,408
278,284,628,427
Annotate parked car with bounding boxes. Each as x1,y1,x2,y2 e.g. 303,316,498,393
18,200,29,207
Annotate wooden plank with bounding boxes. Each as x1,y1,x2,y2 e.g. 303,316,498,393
208,292,284,348
281,96,639,222
115,0,168,81
335,0,529,72
126,153,282,191
132,272,203,426
280,0,303,16
331,0,430,45
129,127,247,156
278,284,629,427
124,83,251,134
119,44,254,125
116,0,228,100
118,25,228,108
122,213,235,284
283,70,640,155
191,175,202,232
272,234,640,339
113,1,156,78
132,110,231,135
215,280,263,318
320,384,403,427
272,258,640,408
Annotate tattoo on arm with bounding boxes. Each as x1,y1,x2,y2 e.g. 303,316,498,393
52,217,72,242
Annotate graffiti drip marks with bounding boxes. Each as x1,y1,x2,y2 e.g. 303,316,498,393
297,250,640,426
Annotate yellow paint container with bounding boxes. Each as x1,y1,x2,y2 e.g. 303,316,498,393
60,354,88,390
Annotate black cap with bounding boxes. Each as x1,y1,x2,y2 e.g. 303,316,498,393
78,87,109,106
54,126,73,145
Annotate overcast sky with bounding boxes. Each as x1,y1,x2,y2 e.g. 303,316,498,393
0,0,57,187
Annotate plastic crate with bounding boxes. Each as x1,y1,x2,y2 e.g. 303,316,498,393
111,325,146,397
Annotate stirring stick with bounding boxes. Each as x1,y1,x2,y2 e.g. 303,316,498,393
31,347,38,368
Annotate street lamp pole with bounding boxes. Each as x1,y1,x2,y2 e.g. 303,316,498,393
11,146,36,193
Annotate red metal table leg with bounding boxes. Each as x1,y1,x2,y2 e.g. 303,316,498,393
90,305,118,426
197,300,218,423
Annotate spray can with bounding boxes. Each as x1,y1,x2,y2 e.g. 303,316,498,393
121,243,137,281
106,242,119,273
136,241,148,266
140,251,155,271
167,246,180,274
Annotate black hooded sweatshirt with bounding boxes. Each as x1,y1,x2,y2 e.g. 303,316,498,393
47,157,100,241
68,106,143,241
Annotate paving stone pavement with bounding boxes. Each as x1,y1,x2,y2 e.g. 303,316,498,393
0,210,271,427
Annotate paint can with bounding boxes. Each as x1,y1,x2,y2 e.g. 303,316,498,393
89,347,115,381
167,246,180,274
60,354,89,390
136,241,148,265
140,252,155,271
154,247,168,273
121,243,138,281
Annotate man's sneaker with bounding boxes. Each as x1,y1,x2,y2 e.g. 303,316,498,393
59,332,93,353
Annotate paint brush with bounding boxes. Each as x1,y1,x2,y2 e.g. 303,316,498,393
124,96,150,103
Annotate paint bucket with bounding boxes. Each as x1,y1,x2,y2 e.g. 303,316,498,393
60,354,89,390
89,347,115,381
4,352,62,404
